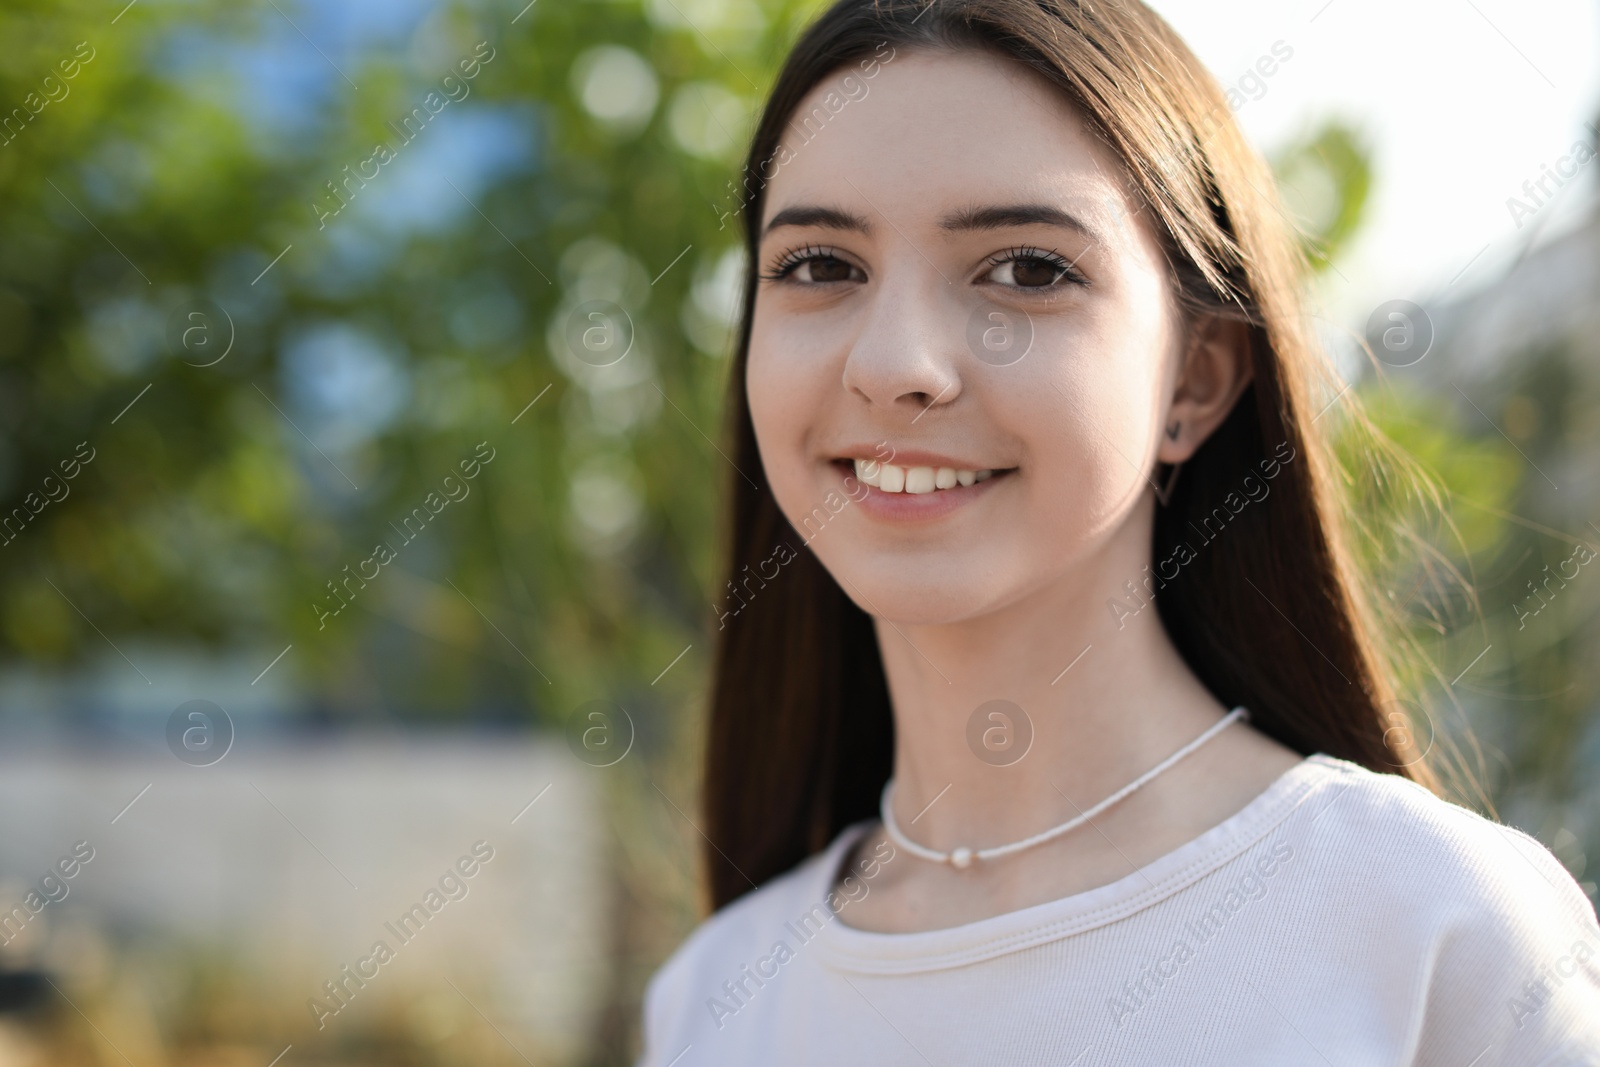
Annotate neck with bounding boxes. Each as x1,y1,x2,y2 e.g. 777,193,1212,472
874,535,1231,855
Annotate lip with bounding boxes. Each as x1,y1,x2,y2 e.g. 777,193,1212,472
833,444,1001,471
832,459,1012,522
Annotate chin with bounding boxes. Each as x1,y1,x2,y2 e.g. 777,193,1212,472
812,542,1023,627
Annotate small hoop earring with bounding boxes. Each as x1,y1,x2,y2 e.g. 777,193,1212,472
1153,462,1182,506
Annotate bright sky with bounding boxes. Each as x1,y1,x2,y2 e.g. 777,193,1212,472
1150,0,1600,328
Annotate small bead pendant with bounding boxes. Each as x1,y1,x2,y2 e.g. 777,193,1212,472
949,846,973,870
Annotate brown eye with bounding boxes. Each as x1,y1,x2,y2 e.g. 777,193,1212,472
800,255,857,283
1010,257,1063,287
981,247,1085,291
760,247,865,285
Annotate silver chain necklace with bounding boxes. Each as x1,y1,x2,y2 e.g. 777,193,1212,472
879,706,1249,870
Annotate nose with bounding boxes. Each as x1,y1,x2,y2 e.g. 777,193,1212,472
840,268,963,417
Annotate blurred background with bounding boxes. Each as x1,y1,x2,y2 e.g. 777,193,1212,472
0,0,1595,1062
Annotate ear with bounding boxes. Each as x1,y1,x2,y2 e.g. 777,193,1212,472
1157,314,1253,464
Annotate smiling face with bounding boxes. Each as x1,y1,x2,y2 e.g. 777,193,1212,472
747,47,1206,625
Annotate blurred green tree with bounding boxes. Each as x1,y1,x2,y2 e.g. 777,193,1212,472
0,0,790,732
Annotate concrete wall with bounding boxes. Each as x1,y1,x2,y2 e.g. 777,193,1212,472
0,736,608,1058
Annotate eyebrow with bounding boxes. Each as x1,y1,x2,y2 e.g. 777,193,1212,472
761,202,1098,242
938,203,1097,240
762,205,874,239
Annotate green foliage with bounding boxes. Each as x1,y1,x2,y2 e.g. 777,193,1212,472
1270,120,1372,272
0,0,813,725
1331,352,1600,851
1331,383,1522,680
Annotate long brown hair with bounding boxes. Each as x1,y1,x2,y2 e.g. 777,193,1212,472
702,0,1438,910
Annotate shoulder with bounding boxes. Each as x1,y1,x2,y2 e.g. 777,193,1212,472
1291,755,1600,1062
638,822,877,1061
1293,754,1593,919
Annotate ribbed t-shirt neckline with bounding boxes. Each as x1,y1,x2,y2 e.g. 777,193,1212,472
808,752,1348,974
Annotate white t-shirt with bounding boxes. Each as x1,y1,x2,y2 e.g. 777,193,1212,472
638,753,1600,1066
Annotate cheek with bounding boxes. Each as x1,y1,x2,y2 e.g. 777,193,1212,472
745,315,786,430
746,318,797,460
747,307,836,515
1020,303,1171,533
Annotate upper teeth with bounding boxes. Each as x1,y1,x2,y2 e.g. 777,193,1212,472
854,459,994,493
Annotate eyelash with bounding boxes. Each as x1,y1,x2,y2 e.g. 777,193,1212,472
982,245,1088,290
758,244,1088,290
759,244,844,281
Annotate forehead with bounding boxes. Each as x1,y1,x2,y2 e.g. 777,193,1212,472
762,47,1144,248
